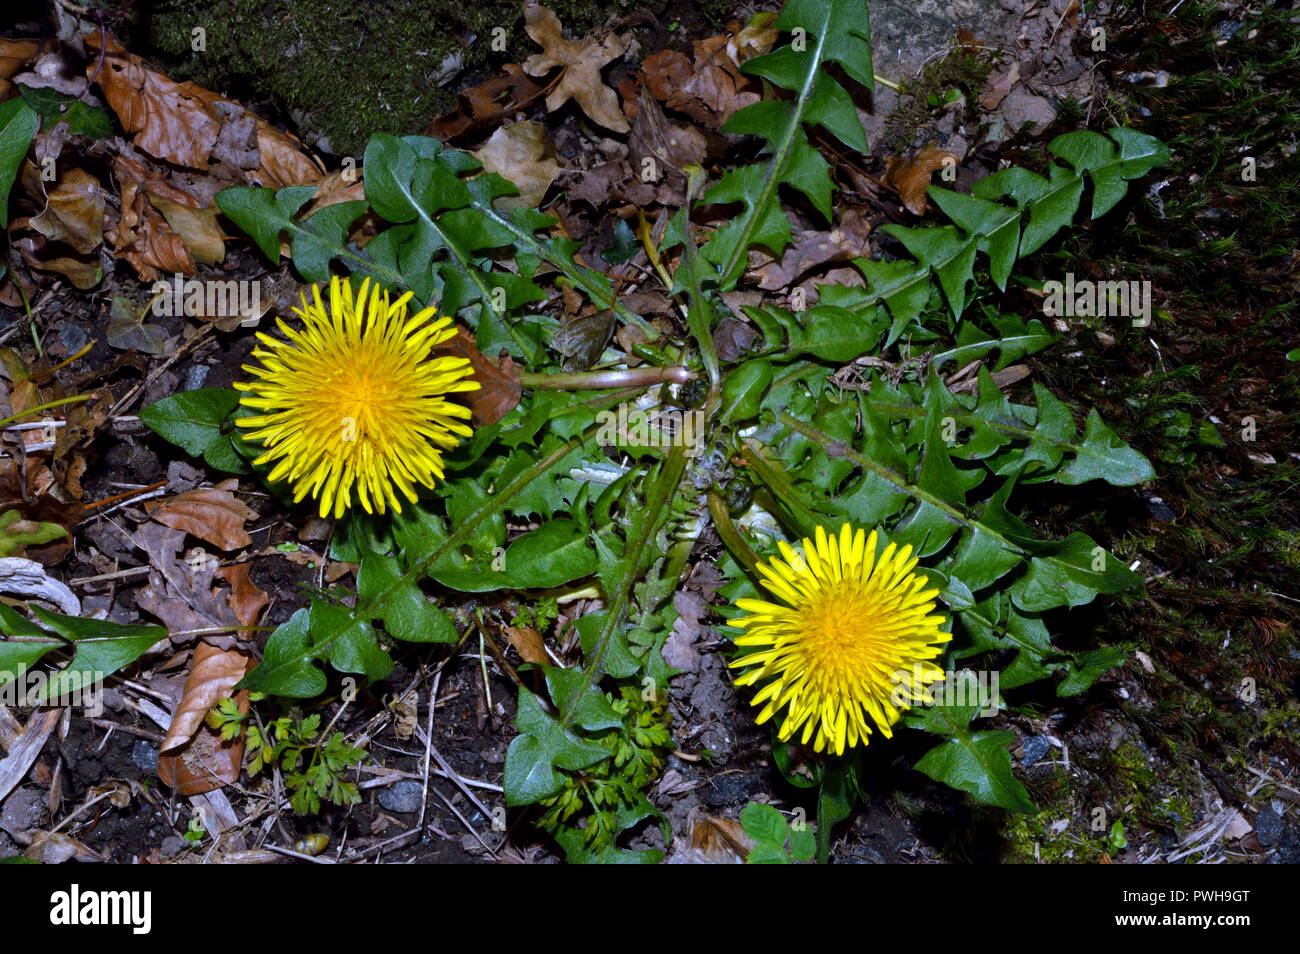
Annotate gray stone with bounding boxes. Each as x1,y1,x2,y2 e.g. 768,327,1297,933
870,0,1009,76
378,779,424,814
131,739,159,773
0,786,43,838
1021,735,1051,766
1001,91,1057,132
1255,804,1283,847
59,323,88,355
183,364,211,391
160,835,189,859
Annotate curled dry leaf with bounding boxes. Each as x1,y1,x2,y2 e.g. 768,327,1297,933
109,156,194,280
28,168,105,255
24,830,106,864
148,194,224,265
146,479,258,551
432,327,522,427
214,562,269,637
13,233,100,289
471,121,561,210
133,524,244,646
883,142,959,216
160,640,253,754
157,704,247,795
426,63,548,142
523,2,630,134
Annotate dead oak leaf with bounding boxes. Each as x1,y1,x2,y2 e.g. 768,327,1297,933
643,36,761,128
883,142,958,216
146,479,257,552
523,2,630,134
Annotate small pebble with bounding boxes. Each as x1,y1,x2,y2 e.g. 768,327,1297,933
378,779,424,814
60,324,89,355
160,835,189,859
1255,804,1283,847
131,740,159,773
183,364,211,391
1021,735,1051,766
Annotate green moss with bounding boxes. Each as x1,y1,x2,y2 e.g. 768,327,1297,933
883,50,994,153
1003,769,1105,863
130,0,632,156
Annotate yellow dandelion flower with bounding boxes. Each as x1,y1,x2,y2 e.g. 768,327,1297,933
235,275,479,520
727,522,951,757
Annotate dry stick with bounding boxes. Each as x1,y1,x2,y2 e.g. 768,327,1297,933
108,325,214,417
346,676,438,863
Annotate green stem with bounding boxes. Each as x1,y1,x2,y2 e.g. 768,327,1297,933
0,395,93,429
561,443,690,725
518,367,696,390
739,439,824,530
717,20,830,288
707,489,760,575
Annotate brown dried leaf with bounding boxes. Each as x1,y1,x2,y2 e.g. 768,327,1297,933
133,524,244,647
979,61,1020,111
24,830,105,863
0,39,41,94
247,122,324,189
51,389,111,499
643,36,761,128
157,703,246,796
87,32,222,169
146,480,257,551
523,2,630,134
214,562,269,636
13,233,100,288
750,209,872,290
148,194,224,265
504,625,549,666
883,142,958,216
471,121,560,210
626,87,707,207
431,327,521,427
29,168,105,255
426,63,548,142
108,156,195,280
160,641,253,753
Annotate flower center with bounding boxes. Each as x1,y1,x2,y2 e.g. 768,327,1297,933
801,578,880,671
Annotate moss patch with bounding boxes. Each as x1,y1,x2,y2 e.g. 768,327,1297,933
118,0,739,157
